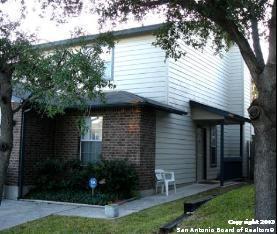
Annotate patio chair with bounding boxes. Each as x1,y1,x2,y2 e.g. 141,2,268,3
155,169,177,196
155,169,165,194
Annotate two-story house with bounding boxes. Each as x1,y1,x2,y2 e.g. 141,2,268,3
4,24,252,199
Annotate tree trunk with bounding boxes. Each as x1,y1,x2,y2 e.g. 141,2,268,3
0,72,13,204
250,63,276,227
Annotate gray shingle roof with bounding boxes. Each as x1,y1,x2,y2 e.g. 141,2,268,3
12,90,187,115
87,91,187,115
190,100,250,123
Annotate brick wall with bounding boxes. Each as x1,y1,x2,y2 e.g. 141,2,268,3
54,114,80,161
6,106,157,191
6,107,22,185
52,107,156,191
23,111,55,185
103,107,156,190
101,107,156,190
102,107,141,163
139,107,156,190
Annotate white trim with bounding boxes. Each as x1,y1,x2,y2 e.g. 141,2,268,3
80,116,103,163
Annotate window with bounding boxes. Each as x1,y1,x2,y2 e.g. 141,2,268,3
210,126,217,167
85,46,114,81
104,60,113,80
103,48,114,81
80,116,103,164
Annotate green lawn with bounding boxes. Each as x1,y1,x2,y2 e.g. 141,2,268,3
1,184,254,234
179,185,254,233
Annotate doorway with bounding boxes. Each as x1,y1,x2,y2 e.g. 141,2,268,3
196,128,207,181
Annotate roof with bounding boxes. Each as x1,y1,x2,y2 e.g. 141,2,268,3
37,24,163,50
190,100,251,124
84,91,187,115
12,90,187,115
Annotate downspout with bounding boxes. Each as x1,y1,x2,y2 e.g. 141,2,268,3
220,123,225,187
18,108,31,199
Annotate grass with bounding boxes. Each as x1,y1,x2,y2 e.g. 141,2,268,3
179,185,254,233
1,184,254,234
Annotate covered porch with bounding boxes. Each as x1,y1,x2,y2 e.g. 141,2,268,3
190,101,251,186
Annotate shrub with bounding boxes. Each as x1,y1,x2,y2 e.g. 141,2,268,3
34,159,81,190
82,160,139,199
33,158,139,200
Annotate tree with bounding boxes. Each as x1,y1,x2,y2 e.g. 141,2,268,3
91,0,276,223
0,2,114,203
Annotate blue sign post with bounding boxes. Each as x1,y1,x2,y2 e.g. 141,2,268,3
89,178,97,196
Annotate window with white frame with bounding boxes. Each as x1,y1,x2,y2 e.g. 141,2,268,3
80,116,103,164
84,46,114,81
102,47,114,81
104,59,113,80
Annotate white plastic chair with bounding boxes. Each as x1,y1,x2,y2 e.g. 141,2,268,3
155,169,177,196
155,169,165,194
163,171,177,196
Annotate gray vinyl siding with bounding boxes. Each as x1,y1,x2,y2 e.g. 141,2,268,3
111,35,168,103
156,43,251,185
224,47,252,176
224,46,244,159
243,62,252,176
156,42,230,185
106,34,251,184
156,111,196,184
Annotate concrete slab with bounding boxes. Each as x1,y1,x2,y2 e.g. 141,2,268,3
56,206,106,219
56,205,135,219
0,200,77,231
118,183,220,215
0,182,238,230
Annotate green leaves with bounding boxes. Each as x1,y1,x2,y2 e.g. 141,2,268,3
6,36,115,117
94,0,268,59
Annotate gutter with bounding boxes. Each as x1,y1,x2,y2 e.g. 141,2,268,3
18,108,31,199
36,24,164,50
68,102,187,116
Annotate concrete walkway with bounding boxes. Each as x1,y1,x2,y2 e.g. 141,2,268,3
0,200,78,231
0,182,227,231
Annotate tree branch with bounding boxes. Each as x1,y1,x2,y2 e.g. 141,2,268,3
251,18,265,68
12,94,32,114
216,19,262,78
138,0,263,79
267,0,276,65
118,0,264,80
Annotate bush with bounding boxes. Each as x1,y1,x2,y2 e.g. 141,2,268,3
81,160,139,199
34,159,82,190
33,158,139,201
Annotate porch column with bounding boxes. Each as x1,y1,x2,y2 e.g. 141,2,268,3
240,123,244,158
240,123,244,178
220,123,225,187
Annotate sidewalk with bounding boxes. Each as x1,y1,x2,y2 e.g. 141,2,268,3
0,182,232,231
57,182,221,218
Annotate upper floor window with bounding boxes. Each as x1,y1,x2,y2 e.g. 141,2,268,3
80,116,103,164
104,59,113,81
102,48,114,81
210,126,217,167
85,46,114,81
